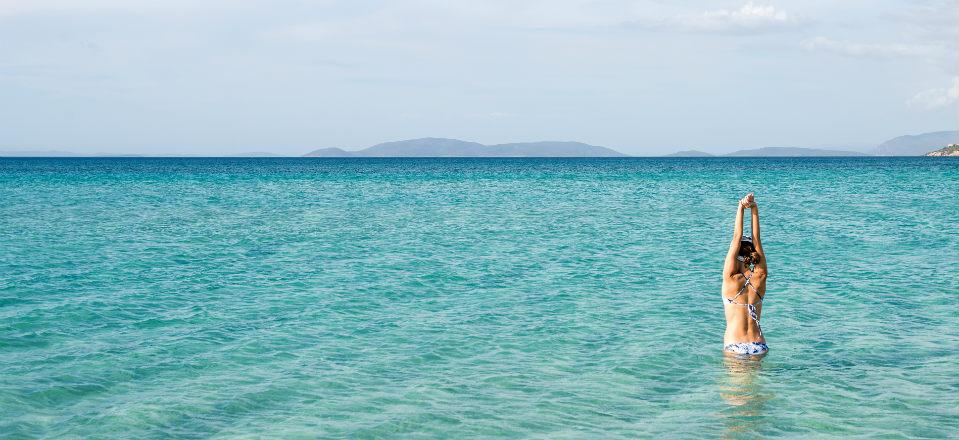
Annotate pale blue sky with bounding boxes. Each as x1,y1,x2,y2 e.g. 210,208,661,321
1,0,956,155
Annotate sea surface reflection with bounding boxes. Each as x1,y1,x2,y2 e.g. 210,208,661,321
719,354,774,439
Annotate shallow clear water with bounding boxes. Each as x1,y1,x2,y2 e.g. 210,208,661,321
1,157,957,438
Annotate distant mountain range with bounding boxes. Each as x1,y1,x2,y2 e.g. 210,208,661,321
3,130,956,158
665,147,867,157
304,138,627,157
664,150,715,157
725,147,869,157
664,130,958,157
874,130,959,156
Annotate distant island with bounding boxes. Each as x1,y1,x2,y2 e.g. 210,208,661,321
723,147,868,157
925,144,959,157
4,130,958,158
662,147,867,157
304,138,627,157
664,150,714,157
662,130,959,157
875,131,959,156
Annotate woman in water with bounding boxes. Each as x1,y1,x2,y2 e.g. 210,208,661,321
722,193,768,356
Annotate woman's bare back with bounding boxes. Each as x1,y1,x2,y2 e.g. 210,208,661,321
721,269,766,345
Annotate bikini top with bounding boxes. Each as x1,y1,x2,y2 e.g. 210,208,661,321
722,271,765,335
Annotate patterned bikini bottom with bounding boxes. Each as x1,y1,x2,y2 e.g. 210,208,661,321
724,341,769,356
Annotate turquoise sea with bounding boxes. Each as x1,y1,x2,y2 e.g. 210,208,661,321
1,157,957,438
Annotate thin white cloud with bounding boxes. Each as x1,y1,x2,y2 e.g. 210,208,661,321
266,0,632,41
801,36,935,58
909,77,959,110
271,2,802,39
675,3,800,33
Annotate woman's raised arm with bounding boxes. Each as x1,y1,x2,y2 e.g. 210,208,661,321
723,199,747,277
749,199,766,272
750,204,763,255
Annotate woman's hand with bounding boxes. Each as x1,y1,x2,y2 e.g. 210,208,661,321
740,193,756,209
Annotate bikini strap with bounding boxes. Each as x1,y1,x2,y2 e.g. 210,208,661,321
728,272,751,301
724,272,765,336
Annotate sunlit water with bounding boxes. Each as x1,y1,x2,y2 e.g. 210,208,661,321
1,157,957,438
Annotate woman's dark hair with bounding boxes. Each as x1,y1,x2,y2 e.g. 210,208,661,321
739,240,761,266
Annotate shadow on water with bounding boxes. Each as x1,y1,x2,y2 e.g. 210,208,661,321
718,353,774,439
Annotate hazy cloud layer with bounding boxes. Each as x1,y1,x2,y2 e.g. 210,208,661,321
910,77,959,110
800,37,935,59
